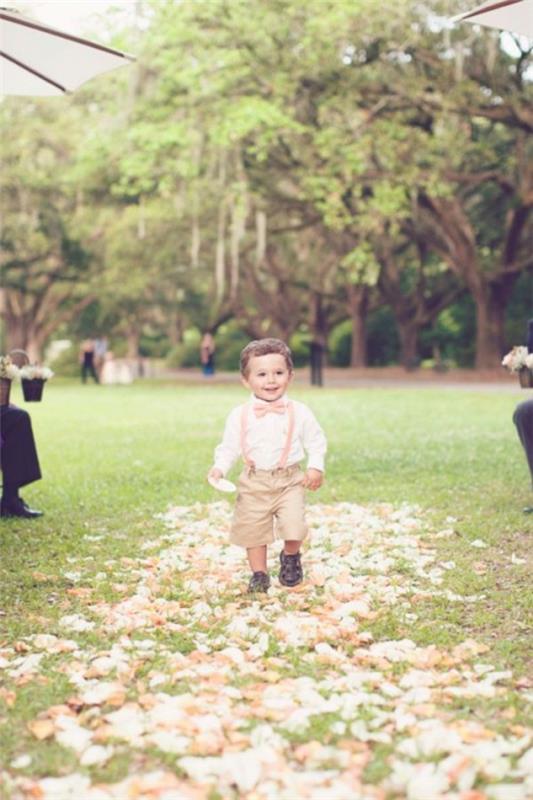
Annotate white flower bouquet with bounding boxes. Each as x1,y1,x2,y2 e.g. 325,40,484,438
501,346,533,372
502,346,533,388
0,355,20,380
19,365,54,381
0,355,20,405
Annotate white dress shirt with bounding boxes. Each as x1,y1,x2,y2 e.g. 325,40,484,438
214,394,327,475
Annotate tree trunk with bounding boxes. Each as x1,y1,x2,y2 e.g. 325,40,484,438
309,292,328,386
418,192,529,369
22,332,43,363
397,319,420,369
2,316,28,355
2,315,43,361
167,313,184,346
472,285,507,369
2,288,96,364
347,285,369,367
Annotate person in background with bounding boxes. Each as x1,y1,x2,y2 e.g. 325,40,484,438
79,338,99,384
1,404,43,518
93,336,108,380
100,351,117,385
200,332,215,376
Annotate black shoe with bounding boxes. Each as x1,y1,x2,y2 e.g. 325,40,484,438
279,550,303,587
0,498,43,519
247,571,270,593
523,506,533,514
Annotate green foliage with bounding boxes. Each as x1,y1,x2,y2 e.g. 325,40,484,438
505,272,533,349
432,296,477,368
48,344,79,378
210,323,250,371
328,320,352,367
166,324,251,371
340,245,380,287
328,312,412,368
67,301,106,341
139,331,171,358
366,308,400,366
1,0,531,367
288,331,313,368
166,340,201,369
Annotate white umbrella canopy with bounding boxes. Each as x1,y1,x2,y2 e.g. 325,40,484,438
452,0,533,39
0,7,134,96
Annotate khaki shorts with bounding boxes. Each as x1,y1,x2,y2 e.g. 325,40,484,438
230,464,308,549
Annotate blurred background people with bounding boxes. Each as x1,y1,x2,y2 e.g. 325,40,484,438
100,352,134,385
100,350,117,385
200,332,215,376
94,336,108,380
79,338,99,384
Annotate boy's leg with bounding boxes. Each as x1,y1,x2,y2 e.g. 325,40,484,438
230,470,275,591
283,540,301,555
279,547,303,586
247,544,267,572
275,470,307,586
279,544,303,586
246,544,270,592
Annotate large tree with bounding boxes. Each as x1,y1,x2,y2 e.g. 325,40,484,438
358,5,533,366
3,0,531,369
0,100,96,359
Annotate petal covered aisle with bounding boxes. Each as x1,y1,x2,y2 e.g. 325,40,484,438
1,502,531,799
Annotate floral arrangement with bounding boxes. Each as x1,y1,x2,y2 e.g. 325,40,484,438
20,365,54,381
501,346,533,373
0,355,20,380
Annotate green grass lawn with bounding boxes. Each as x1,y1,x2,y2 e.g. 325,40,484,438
1,379,532,794
1,379,531,666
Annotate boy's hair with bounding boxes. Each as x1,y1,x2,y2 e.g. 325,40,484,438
240,338,294,376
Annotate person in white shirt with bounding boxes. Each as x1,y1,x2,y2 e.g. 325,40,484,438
208,338,327,593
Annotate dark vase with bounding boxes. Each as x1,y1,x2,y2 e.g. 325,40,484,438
22,378,45,401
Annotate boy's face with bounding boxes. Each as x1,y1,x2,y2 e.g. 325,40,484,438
242,352,292,402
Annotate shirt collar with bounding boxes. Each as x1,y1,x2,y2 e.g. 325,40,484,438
250,393,288,406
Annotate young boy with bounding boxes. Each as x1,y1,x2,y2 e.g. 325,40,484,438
208,338,327,592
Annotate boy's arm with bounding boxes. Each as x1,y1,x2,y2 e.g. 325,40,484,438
301,407,327,473
300,407,327,490
210,407,241,477
302,467,323,490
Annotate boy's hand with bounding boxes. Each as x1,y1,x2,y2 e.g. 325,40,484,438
208,467,223,483
302,468,323,491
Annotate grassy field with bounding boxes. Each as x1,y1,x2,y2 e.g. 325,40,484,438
1,379,531,797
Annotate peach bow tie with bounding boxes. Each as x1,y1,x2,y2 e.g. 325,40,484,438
253,400,286,418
